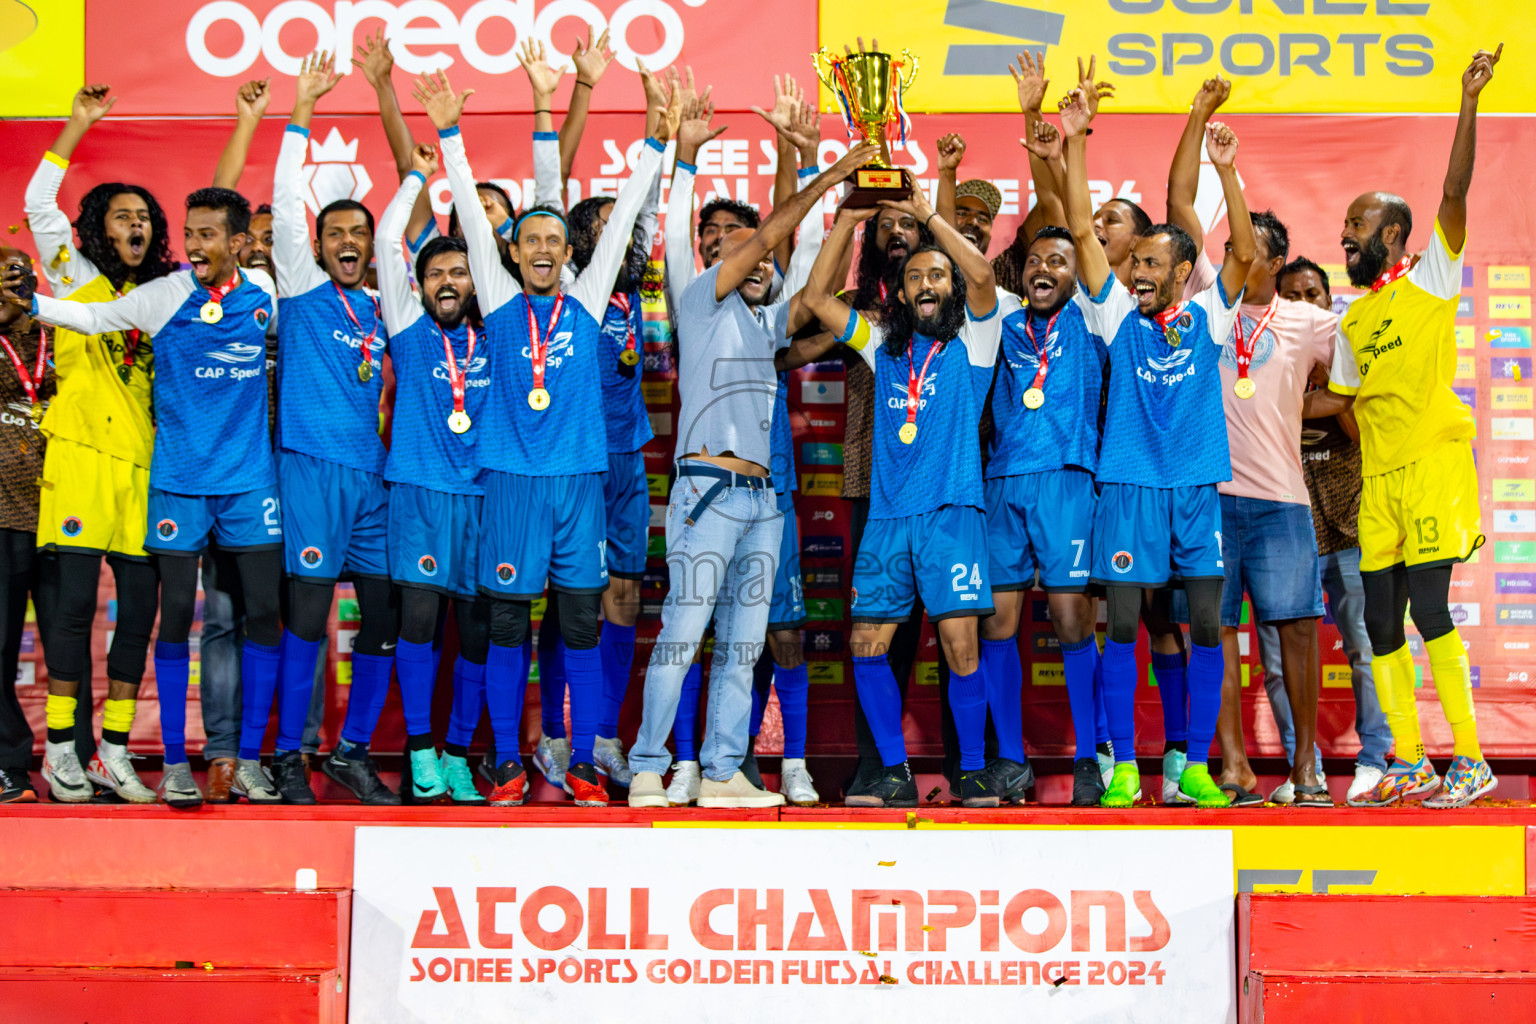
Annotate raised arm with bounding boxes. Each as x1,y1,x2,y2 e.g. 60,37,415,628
1011,52,1066,232
879,190,996,318
1207,122,1254,303
212,78,271,189
26,86,120,296
377,145,433,335
1167,75,1229,250
274,51,343,296
570,130,669,315
786,203,875,339
1439,45,1500,254
518,40,569,210
560,25,615,189
1051,91,1110,295
665,88,726,308
934,132,965,230
752,75,820,268
9,271,176,338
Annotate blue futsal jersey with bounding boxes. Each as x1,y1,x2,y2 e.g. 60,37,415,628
1079,274,1243,488
770,370,796,497
988,293,1107,478
599,290,654,454
34,269,278,495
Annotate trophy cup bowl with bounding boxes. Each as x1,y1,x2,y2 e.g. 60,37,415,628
813,46,919,208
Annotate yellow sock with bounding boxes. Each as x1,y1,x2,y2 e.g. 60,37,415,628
45,694,77,733
1426,630,1481,761
1373,644,1424,763
102,697,137,744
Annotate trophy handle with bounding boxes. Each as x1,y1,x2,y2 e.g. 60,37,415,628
811,46,838,91
897,48,919,92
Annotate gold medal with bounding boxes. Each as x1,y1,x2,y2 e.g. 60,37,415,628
528,387,551,411
619,348,641,367
357,362,373,383
898,422,917,445
60,276,73,286
1233,377,1256,400
447,410,472,434
29,403,43,422
1164,327,1181,347
1023,387,1045,410
200,301,223,325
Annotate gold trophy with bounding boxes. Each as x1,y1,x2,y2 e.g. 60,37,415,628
813,45,919,207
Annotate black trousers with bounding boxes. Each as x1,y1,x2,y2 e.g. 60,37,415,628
0,530,40,770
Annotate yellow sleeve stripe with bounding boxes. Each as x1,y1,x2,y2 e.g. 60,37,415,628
1327,381,1359,396
838,309,872,351
43,151,69,170
1433,218,1465,260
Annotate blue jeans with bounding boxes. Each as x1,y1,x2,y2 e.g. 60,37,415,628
629,470,782,782
1257,546,1390,771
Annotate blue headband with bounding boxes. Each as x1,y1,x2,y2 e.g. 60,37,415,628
513,209,568,241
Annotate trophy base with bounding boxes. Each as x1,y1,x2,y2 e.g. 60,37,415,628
841,166,913,208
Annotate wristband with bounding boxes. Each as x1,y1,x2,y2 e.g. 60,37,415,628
574,81,593,90
924,212,938,231
534,108,551,114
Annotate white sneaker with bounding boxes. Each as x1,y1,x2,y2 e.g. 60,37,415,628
780,758,819,806
1161,750,1193,805
666,760,701,806
697,770,786,809
594,736,633,787
629,771,666,808
233,758,283,804
86,741,156,803
533,733,571,788
158,762,204,809
43,740,93,803
1347,764,1385,807
1269,779,1295,804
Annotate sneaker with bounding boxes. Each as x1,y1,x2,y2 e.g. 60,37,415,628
666,760,701,806
780,758,820,806
956,768,1000,808
232,758,282,804
844,762,917,808
440,753,485,804
564,761,610,806
988,757,1034,805
1356,756,1440,807
740,747,765,790
1097,745,1115,789
42,740,93,803
1346,764,1386,807
86,741,156,804
487,758,528,806
272,751,317,805
157,762,203,809
593,736,632,788
533,734,571,789
1161,750,1193,805
844,760,881,800
1423,756,1497,809
408,748,448,802
1071,757,1105,807
1177,763,1232,808
0,767,36,803
698,770,786,808
322,749,400,805
1101,762,1140,808
629,770,667,808
1269,779,1295,805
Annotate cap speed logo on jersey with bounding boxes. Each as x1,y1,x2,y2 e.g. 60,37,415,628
496,562,517,585
1112,550,1134,574
300,546,324,568
418,555,438,577
61,516,82,537
157,518,178,541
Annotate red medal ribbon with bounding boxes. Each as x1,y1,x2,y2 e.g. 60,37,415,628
608,292,637,358
1370,254,1413,293
439,323,477,417
1024,308,1062,391
1152,300,1188,337
905,336,944,430
205,270,241,308
0,330,47,409
1233,296,1280,383
333,282,382,373
526,293,566,392
114,286,142,368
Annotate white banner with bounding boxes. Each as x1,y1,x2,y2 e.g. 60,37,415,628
351,826,1236,1023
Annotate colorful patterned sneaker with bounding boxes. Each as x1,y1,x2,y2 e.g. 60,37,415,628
1177,764,1232,808
1161,749,1193,805
1423,756,1497,809
86,741,156,804
1096,746,1115,789
1356,756,1441,807
1101,763,1141,808
408,748,448,802
593,736,632,788
533,733,571,789
440,753,485,805
563,761,610,807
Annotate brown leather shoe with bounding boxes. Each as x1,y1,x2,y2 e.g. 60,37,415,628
206,757,236,803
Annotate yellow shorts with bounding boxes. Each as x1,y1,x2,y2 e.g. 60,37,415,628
1359,441,1483,574
37,436,150,560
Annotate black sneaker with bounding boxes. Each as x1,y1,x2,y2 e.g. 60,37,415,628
1072,757,1106,807
322,750,400,805
740,746,764,790
843,759,881,800
845,762,918,808
957,768,1000,808
988,757,1035,805
476,746,500,787
0,767,36,803
273,751,317,804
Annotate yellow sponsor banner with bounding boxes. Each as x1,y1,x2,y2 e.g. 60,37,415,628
1032,662,1066,686
1456,325,1477,349
640,381,673,406
1494,478,1536,502
915,661,941,686
1490,266,1532,289
335,661,352,687
1321,665,1353,688
807,661,844,685
1320,264,1350,291
646,473,668,497
1490,295,1532,319
800,472,844,496
818,1,1531,114
0,0,82,117
1493,387,1534,411
1455,354,1476,380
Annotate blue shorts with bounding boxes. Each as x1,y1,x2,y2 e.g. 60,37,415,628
1091,483,1224,588
388,483,483,599
279,451,388,580
1171,494,1323,627
985,468,1097,592
604,449,650,580
768,491,806,630
145,486,283,556
479,471,608,599
852,505,994,623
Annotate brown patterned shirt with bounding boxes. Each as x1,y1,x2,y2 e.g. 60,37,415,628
0,322,54,532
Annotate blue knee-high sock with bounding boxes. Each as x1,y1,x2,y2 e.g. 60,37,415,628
1061,636,1100,761
340,651,393,752
1185,642,1224,767
1152,650,1189,744
446,657,485,749
750,654,772,737
1102,638,1139,764
1094,643,1110,745
395,640,436,738
485,642,527,764
672,663,703,761
775,665,810,759
979,637,1026,763
950,665,988,771
596,622,635,739
564,646,602,768
237,640,280,760
852,654,907,767
537,626,566,738
275,630,324,755
155,640,190,764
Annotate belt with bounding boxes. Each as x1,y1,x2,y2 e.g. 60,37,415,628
677,461,773,525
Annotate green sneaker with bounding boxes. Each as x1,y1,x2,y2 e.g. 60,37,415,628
440,752,485,805
1177,763,1231,808
1101,763,1141,808
409,748,448,802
